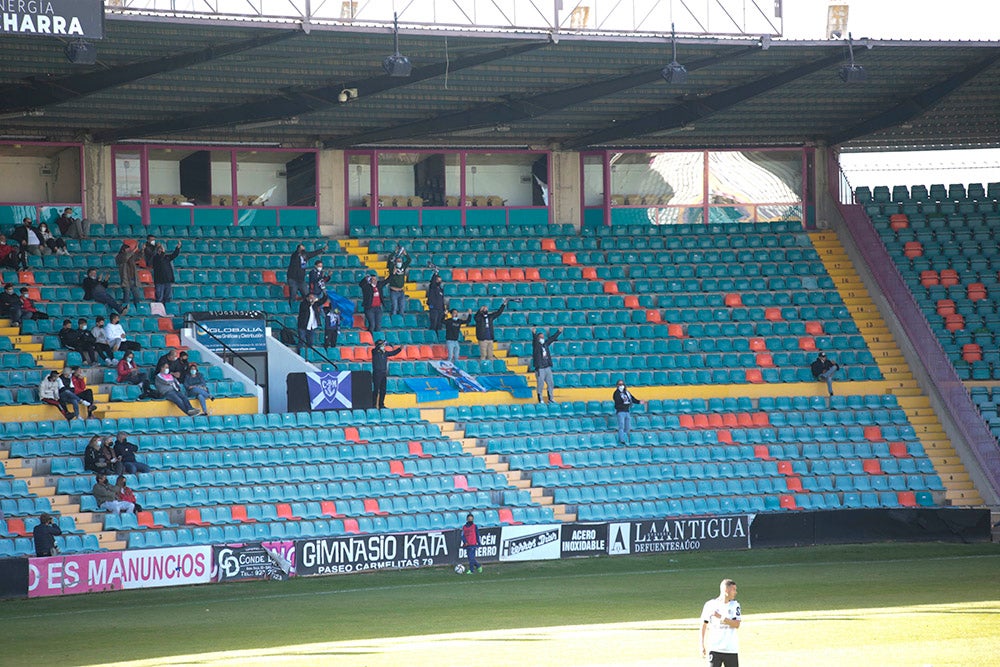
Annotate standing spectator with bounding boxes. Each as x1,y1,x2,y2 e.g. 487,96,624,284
389,242,410,267
324,305,342,349
444,309,470,365
286,242,326,307
700,579,741,667
40,369,76,420
19,287,48,320
0,283,23,325
115,242,143,308
58,318,96,365
810,352,840,396
32,513,62,557
370,339,402,409
69,367,97,418
386,252,411,316
155,362,199,416
358,273,387,333
531,328,562,404
141,234,158,268
103,312,139,353
117,351,146,385
37,222,68,255
56,207,89,240
426,270,445,332
82,268,129,316
113,432,150,475
151,242,181,303
83,435,118,475
459,513,483,574
297,293,322,350
10,217,50,260
474,299,507,361
0,234,20,270
183,363,213,416
307,259,332,300
92,474,134,514
114,475,142,513
75,318,114,365
613,379,641,445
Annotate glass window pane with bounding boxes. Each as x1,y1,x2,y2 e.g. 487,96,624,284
148,149,232,206
465,153,547,207
582,154,604,207
237,150,314,207
611,151,705,225
114,150,142,199
347,153,372,207
0,144,81,203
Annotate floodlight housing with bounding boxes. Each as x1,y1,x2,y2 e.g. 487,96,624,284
661,62,688,84
65,39,97,65
838,63,867,83
383,13,411,78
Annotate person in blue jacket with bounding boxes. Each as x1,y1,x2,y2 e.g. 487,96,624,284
460,513,483,574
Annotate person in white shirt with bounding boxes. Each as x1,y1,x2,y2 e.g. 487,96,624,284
700,579,741,667
102,312,128,352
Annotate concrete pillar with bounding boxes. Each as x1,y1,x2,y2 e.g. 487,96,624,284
550,151,581,229
813,142,842,230
83,142,113,225
318,148,344,237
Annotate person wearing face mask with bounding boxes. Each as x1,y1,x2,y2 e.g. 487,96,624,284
531,328,563,404
183,363,213,416
82,267,129,316
386,249,411,316
358,271,388,333
117,350,146,385
425,269,445,332
474,299,507,361
370,339,403,409
286,242,327,307
613,379,642,445
0,283,22,325
76,318,114,365
307,260,332,302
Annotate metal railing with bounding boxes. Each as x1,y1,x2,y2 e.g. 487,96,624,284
265,317,340,370
184,317,261,388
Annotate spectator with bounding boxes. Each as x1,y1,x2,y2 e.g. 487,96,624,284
156,348,179,377
76,317,114,365
183,363,213,416
92,473,134,514
286,242,326,307
56,207,89,240
141,234,158,268
171,350,191,384
297,293,323,350
92,316,117,365
114,475,142,513
40,369,77,421
58,318,97,365
117,350,146,385
69,366,97,418
426,269,445,332
103,312,139,353
155,362,199,416
474,299,507,361
810,352,841,396
113,433,150,475
83,435,119,475
386,252,411,316
82,268,129,316
57,367,87,419
0,234,20,270
613,379,642,445
150,242,181,303
531,328,562,404
307,259,332,301
0,283,23,325
370,339,402,410
32,513,62,557
19,287,48,320
389,241,410,267
10,217,50,260
444,308,471,365
324,305,341,349
358,273,387,333
37,222,68,256
114,242,143,308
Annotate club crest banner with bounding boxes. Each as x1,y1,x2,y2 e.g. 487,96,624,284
306,370,353,410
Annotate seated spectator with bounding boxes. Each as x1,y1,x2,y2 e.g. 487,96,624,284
83,435,120,475
91,473,134,514
58,318,96,365
56,207,89,240
80,318,114,365
117,350,146,385
40,369,77,421
103,312,139,353
0,283,23,325
69,367,97,418
92,315,117,364
32,513,62,557
60,367,93,419
37,222,68,256
810,352,841,396
172,350,191,384
10,217,50,260
113,432,150,475
82,268,128,316
0,234,20,270
154,362,199,416
156,349,179,376
114,475,142,513
183,363,213,416
19,287,48,320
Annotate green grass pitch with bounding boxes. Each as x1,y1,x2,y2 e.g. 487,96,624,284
2,541,997,666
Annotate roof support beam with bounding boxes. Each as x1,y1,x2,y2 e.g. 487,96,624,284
96,40,548,143
564,50,843,149
333,47,757,146
0,29,301,115
825,52,1000,146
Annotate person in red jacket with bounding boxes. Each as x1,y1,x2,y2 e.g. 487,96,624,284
19,287,48,320
460,513,483,574
117,350,146,385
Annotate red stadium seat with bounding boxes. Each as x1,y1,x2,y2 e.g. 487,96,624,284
389,460,412,477
184,508,208,526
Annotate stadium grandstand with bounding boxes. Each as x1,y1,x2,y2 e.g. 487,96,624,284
0,0,996,590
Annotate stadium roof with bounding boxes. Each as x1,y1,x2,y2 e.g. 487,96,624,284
1,16,999,152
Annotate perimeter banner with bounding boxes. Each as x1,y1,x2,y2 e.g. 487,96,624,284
498,524,561,562
212,541,295,583
627,515,754,554
189,311,266,352
295,530,458,576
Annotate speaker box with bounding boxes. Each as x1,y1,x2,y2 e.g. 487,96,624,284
65,40,97,65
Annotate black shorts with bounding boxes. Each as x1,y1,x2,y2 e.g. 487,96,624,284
708,651,738,667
